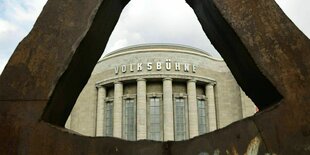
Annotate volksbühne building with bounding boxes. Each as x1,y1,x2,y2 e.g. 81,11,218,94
65,44,256,141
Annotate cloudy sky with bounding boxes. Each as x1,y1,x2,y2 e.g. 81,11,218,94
0,0,309,74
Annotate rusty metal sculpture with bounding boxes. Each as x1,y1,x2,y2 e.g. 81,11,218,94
0,0,309,154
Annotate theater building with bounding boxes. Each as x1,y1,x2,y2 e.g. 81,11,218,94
66,44,256,141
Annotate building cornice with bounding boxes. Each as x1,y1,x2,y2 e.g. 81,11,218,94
95,73,217,87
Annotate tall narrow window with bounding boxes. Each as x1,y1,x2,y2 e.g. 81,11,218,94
105,101,113,136
123,98,136,140
148,97,162,141
174,98,187,141
197,99,207,135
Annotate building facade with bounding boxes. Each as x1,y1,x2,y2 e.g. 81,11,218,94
66,44,256,141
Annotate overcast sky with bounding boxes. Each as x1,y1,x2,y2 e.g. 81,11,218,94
0,0,309,74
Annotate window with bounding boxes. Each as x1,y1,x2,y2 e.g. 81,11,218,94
123,98,136,140
105,101,113,136
197,99,207,135
148,97,162,141
174,97,187,141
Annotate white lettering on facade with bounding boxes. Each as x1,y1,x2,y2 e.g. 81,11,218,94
184,64,190,72
114,60,197,75
130,64,134,72
147,62,153,71
115,66,119,75
137,63,143,71
192,65,197,73
165,59,171,71
175,63,180,71
122,65,127,73
156,62,162,71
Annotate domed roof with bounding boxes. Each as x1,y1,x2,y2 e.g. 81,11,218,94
100,43,222,62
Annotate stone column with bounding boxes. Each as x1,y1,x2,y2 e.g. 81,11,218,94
113,82,123,138
96,86,106,136
206,83,217,132
137,78,147,140
163,78,174,141
187,79,198,138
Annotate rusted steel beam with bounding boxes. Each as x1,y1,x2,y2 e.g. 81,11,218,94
186,0,310,154
0,0,309,154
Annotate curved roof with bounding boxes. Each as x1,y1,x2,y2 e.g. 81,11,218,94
99,44,223,62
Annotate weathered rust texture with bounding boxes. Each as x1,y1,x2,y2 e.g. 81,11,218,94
186,0,310,154
0,0,309,154
169,118,268,155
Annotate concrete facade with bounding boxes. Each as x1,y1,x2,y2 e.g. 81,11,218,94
66,44,256,141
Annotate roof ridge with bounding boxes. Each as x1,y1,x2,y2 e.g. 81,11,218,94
103,43,213,57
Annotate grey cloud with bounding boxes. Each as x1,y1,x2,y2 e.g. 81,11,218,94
104,0,220,57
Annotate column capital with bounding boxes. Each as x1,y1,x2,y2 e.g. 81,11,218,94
114,81,122,85
206,82,216,86
137,78,146,82
187,79,196,83
163,77,172,81
96,84,104,88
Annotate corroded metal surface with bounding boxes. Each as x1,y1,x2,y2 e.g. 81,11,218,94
0,0,309,154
